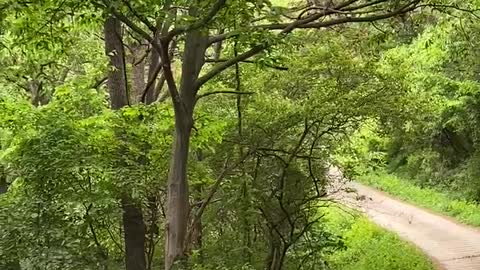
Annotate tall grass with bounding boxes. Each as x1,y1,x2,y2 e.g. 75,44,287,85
326,207,434,270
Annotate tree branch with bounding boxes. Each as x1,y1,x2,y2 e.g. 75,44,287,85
166,0,227,41
419,3,480,19
342,0,387,12
208,29,241,45
91,76,108,89
102,1,183,108
256,0,420,30
298,1,420,28
199,1,420,87
196,45,266,88
158,41,182,109
120,0,156,32
102,0,154,43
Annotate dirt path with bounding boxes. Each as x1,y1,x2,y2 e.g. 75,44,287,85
334,178,480,270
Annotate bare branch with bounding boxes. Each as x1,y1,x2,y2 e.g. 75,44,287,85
134,48,150,65
142,61,162,103
158,42,182,109
299,1,420,28
142,39,176,103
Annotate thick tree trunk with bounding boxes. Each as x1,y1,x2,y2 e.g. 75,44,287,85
122,198,147,270
104,16,129,109
163,99,194,267
104,16,146,270
165,119,192,269
164,24,207,269
185,152,204,257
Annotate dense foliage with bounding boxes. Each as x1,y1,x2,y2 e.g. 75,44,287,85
0,0,477,269
337,10,480,203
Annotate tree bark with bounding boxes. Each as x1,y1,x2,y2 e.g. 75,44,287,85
29,80,47,107
131,43,146,104
266,236,287,270
164,25,207,269
104,15,146,270
190,211,203,253
0,166,7,195
122,198,147,270
104,16,129,109
144,46,160,105
165,120,192,269
185,150,204,257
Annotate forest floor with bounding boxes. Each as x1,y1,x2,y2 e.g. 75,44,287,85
328,168,480,270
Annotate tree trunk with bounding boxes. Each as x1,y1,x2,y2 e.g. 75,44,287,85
104,16,129,109
131,43,146,104
164,24,207,269
29,79,47,107
266,237,286,270
104,15,146,270
122,198,147,270
0,167,7,195
190,214,203,253
145,195,159,270
144,47,160,105
165,119,192,269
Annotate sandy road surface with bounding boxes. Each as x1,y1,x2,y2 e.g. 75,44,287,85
328,169,480,270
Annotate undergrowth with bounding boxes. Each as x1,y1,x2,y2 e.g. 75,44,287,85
326,207,434,270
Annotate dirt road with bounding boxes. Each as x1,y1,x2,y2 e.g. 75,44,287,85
336,180,480,270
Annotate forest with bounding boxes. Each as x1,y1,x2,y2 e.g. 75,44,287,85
1,0,480,269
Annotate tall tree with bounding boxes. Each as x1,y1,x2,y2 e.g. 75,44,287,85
104,15,146,270
99,1,424,268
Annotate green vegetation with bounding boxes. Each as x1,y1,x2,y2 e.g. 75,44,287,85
335,7,480,208
333,18,480,226
0,0,478,269
326,208,435,270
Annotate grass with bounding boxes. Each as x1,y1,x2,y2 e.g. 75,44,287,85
326,207,435,270
357,171,480,227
